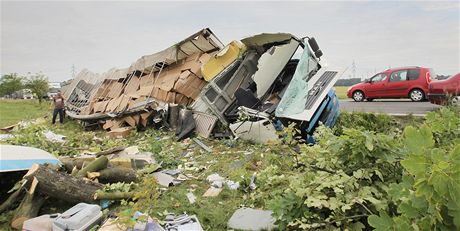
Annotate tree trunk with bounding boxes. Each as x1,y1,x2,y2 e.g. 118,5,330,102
11,178,46,230
91,167,137,184
75,156,108,177
24,164,103,203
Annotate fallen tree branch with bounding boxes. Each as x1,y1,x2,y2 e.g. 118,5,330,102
95,146,126,157
74,156,108,177
11,178,46,229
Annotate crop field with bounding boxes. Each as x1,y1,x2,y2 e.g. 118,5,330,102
0,102,458,230
334,86,349,99
0,99,50,128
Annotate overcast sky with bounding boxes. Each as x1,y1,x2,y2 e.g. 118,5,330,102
1,1,459,82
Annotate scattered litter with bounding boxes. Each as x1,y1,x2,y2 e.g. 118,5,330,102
162,169,182,176
249,172,257,190
164,213,203,231
226,180,240,190
211,180,223,188
0,134,14,140
193,138,212,152
107,127,133,138
43,130,66,143
228,208,276,231
119,146,140,155
153,172,182,187
203,187,222,197
206,173,224,183
186,192,197,204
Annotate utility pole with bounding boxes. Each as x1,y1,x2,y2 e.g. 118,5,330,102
351,60,356,79
71,64,76,79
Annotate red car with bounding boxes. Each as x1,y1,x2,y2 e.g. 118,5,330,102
347,66,434,102
427,73,460,105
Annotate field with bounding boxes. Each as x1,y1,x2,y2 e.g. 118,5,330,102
334,86,349,99
0,99,459,230
0,99,50,128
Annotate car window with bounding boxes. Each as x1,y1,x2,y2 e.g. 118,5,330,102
371,73,387,82
407,69,420,80
390,70,408,82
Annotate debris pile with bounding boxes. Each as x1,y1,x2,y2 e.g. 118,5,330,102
62,28,342,143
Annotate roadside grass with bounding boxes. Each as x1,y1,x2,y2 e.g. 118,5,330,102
0,99,431,230
334,86,349,99
0,99,51,128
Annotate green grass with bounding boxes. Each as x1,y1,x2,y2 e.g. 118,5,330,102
0,99,50,128
334,86,349,100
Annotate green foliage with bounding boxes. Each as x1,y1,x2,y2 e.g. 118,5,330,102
264,125,401,230
369,124,460,230
25,72,49,103
333,111,399,135
0,73,24,96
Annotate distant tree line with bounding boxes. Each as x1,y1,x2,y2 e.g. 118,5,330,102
0,73,49,103
334,78,362,86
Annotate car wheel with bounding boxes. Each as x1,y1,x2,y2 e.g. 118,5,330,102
452,96,460,106
409,89,424,102
352,91,365,102
366,98,374,102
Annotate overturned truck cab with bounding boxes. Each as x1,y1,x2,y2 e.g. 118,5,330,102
194,33,341,143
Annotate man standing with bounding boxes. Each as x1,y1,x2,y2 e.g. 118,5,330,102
52,91,65,124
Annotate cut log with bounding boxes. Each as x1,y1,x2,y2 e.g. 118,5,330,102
92,168,138,183
93,191,135,200
95,146,126,157
75,156,109,177
24,164,103,203
11,178,46,229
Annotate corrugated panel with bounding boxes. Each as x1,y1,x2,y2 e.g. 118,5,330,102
192,111,218,138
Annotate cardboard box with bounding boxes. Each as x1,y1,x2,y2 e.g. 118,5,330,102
137,85,154,96
154,68,181,92
107,127,132,139
124,76,140,94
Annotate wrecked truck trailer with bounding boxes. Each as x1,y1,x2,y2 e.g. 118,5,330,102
62,29,340,142
62,28,224,123
194,33,341,142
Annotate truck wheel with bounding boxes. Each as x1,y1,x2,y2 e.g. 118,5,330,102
409,89,424,102
352,91,365,102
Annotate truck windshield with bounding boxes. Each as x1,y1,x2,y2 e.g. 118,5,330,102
276,44,314,117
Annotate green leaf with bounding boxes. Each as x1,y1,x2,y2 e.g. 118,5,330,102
365,136,374,151
403,125,434,154
368,212,394,231
401,155,427,176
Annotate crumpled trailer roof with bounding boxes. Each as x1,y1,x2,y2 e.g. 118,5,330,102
63,28,224,121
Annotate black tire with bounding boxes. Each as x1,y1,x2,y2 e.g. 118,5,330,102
352,91,365,102
366,98,374,102
409,89,425,102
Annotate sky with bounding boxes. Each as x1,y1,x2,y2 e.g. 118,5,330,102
1,1,459,82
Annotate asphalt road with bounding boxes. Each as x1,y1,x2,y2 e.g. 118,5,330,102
339,99,442,116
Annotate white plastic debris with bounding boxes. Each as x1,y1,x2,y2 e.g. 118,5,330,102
43,131,66,143
206,173,224,183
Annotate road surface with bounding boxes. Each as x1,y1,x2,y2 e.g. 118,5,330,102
339,99,441,116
